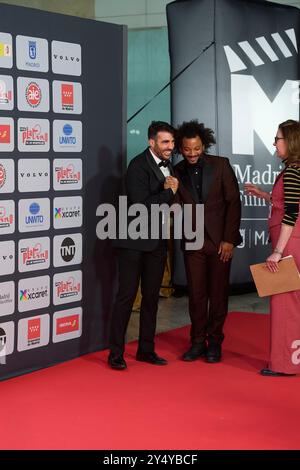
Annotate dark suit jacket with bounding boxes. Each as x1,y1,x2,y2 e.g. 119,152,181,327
174,154,242,250
114,148,175,251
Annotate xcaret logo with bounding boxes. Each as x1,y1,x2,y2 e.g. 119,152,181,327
18,275,50,313
53,196,82,229
26,82,41,108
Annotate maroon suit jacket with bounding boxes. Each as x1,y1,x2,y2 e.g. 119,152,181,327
174,154,242,250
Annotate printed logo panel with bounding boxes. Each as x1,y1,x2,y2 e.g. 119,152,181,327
18,275,50,312
53,233,82,267
17,77,49,112
17,314,50,351
18,198,50,233
18,159,50,193
0,200,15,235
0,75,13,110
53,120,82,152
18,237,50,273
53,307,82,343
18,118,50,152
0,321,14,357
51,41,81,76
52,81,82,114
53,270,82,305
16,35,49,72
53,196,82,229
0,159,14,194
0,240,15,276
53,159,82,191
0,281,14,316
0,117,14,152
0,33,13,69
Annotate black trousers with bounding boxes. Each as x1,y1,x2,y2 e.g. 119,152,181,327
109,242,167,355
184,238,231,345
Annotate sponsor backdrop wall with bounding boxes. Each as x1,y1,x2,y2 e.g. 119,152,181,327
0,4,126,379
167,0,300,285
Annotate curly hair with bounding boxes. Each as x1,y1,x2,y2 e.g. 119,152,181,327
176,120,216,152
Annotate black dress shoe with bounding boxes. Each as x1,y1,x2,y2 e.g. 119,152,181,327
182,343,206,361
206,343,222,363
136,351,168,365
260,368,296,377
108,353,127,370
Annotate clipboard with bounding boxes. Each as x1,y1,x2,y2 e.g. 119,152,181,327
250,255,300,297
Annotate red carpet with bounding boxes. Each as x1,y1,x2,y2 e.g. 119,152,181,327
1,312,300,450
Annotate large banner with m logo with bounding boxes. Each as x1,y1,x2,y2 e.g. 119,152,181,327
167,0,300,285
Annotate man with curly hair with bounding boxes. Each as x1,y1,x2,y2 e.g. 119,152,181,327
175,120,242,363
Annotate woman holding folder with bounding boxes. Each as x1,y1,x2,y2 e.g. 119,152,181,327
245,120,300,377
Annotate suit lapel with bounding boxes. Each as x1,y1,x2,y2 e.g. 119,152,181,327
145,148,175,182
145,149,165,183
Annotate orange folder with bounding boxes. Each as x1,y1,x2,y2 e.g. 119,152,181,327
250,255,300,297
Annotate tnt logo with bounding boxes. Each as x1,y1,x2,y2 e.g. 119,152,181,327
61,84,74,111
0,124,10,144
26,82,41,108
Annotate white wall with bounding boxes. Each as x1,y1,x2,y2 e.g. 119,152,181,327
94,0,300,29
95,0,171,28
